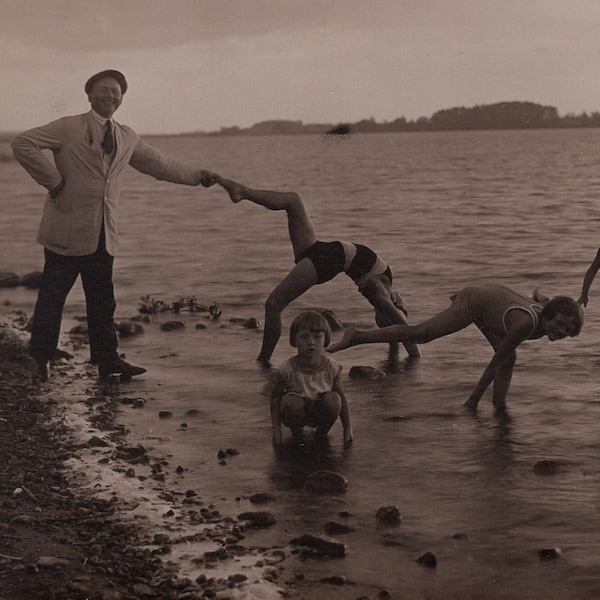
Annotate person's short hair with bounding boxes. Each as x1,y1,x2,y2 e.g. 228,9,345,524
540,296,583,336
85,70,128,95
289,310,332,347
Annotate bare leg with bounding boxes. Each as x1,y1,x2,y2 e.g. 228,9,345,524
462,331,515,411
328,301,473,353
258,259,319,365
217,178,317,258
490,341,516,412
361,275,421,357
217,178,322,364
280,393,307,444
314,392,342,438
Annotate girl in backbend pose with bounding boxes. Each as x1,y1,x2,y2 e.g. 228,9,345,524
327,283,583,412
216,177,421,366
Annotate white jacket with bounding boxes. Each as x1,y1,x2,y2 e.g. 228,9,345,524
12,111,205,256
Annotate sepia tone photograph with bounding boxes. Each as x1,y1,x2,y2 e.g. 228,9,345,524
1,1,599,598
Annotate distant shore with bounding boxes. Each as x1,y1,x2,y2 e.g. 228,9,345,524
3,100,600,141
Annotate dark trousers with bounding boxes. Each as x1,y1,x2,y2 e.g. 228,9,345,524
29,235,119,365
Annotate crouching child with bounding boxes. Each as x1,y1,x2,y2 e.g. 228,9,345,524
270,310,353,447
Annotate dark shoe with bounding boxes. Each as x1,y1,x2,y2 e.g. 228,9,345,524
32,360,49,383
98,358,146,381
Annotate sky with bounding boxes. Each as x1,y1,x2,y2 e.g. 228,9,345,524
2,0,600,135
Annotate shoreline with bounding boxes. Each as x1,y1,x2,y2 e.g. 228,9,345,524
0,313,288,599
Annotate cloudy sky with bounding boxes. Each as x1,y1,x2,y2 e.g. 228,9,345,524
2,0,600,134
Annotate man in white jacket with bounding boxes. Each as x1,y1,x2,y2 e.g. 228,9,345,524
12,69,218,382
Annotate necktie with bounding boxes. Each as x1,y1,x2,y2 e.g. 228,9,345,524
102,121,114,155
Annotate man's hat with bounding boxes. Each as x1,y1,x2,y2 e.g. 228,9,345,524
85,70,127,94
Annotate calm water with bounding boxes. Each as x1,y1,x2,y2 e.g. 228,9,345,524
2,129,600,598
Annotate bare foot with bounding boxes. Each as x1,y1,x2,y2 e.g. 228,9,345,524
327,327,359,353
217,177,245,203
462,399,478,413
256,354,272,369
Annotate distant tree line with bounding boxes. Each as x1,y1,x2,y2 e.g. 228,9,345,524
202,101,600,136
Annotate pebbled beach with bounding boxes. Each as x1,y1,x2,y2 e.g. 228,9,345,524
0,310,382,600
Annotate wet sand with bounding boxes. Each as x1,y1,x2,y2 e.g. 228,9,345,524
0,310,386,600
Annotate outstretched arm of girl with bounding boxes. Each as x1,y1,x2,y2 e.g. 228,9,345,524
578,247,600,307
463,317,532,410
270,377,286,446
333,378,353,447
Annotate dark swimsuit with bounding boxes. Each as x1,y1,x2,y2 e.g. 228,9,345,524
296,240,392,287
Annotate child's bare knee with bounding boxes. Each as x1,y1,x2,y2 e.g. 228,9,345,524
281,393,305,428
320,392,342,416
264,294,287,315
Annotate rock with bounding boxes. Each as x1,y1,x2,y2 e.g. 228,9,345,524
237,510,277,527
243,317,260,329
349,365,386,380
36,556,70,569
538,547,562,560
69,324,89,335
305,470,348,494
161,320,185,331
376,505,402,525
159,411,173,419
320,575,346,585
309,308,344,331
10,515,37,525
195,322,207,329
88,435,109,447
290,533,348,557
172,577,194,589
249,492,277,504
416,551,437,568
324,520,355,535
533,460,560,475
116,321,145,337
114,444,149,464
0,272,21,288
131,583,156,597
21,271,43,288
54,348,73,361
263,549,286,565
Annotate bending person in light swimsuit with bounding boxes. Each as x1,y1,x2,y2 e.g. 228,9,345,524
216,177,421,366
327,283,583,412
